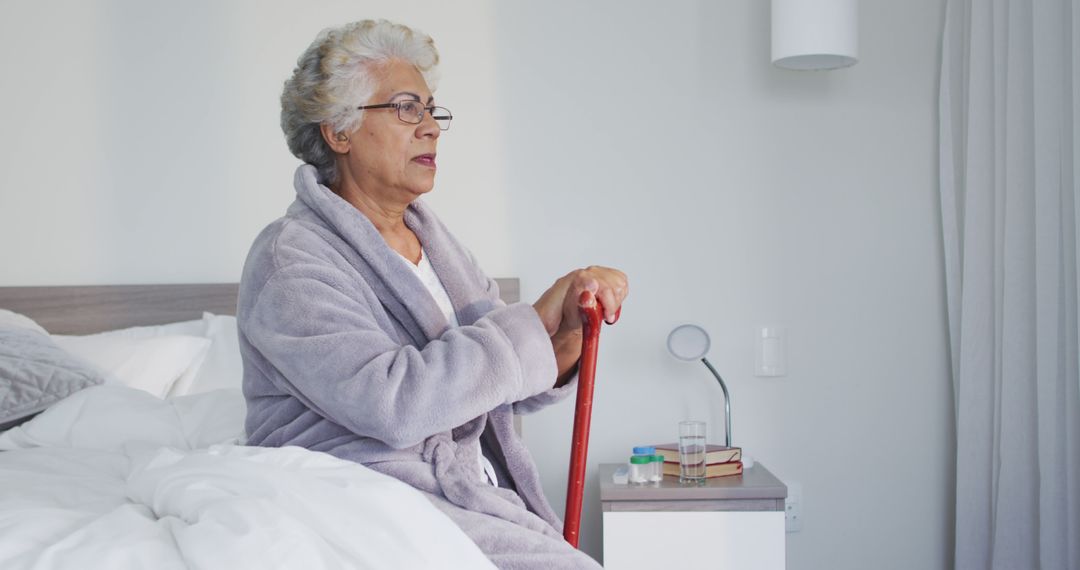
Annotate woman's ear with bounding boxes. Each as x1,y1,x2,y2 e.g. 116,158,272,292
320,123,351,154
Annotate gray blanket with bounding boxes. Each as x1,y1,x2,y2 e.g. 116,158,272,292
238,165,601,569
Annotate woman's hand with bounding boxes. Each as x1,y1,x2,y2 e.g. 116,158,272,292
533,267,628,385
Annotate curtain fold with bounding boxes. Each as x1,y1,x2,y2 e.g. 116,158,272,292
940,0,1080,569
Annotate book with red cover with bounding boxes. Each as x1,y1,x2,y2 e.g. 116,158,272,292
662,460,743,478
652,443,742,465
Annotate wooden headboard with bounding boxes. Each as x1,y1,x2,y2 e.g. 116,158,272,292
0,278,521,335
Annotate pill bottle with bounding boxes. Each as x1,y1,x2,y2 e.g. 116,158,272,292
629,455,651,485
650,455,665,483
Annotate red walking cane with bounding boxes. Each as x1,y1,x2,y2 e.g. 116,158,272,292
563,292,620,548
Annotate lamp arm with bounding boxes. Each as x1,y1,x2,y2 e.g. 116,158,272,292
700,357,732,448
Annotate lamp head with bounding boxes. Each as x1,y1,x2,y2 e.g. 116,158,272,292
667,324,710,361
666,322,734,448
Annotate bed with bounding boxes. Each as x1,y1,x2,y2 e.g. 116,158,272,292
0,280,519,569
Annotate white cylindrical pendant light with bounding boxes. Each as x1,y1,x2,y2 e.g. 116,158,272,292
772,0,858,71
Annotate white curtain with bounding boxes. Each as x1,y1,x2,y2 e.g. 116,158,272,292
940,0,1080,569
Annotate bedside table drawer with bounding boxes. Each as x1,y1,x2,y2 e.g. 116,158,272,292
599,462,788,569
603,511,785,569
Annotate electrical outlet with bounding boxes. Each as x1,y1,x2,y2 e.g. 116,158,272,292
785,481,803,533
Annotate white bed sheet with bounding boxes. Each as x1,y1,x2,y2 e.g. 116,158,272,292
0,386,495,570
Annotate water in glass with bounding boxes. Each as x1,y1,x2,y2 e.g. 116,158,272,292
679,435,707,482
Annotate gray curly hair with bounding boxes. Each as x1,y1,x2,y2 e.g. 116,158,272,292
281,20,440,186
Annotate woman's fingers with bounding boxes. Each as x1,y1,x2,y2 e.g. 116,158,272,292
538,266,628,337
563,267,628,328
596,284,619,323
581,267,627,324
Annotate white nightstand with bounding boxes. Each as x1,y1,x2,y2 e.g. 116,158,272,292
599,462,787,569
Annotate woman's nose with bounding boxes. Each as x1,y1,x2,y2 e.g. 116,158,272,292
416,112,441,138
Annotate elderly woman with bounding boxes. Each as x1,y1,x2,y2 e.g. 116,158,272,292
237,19,627,569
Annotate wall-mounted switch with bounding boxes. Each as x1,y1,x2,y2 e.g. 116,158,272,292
755,326,788,377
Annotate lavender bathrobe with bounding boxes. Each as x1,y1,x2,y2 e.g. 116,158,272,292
237,165,600,569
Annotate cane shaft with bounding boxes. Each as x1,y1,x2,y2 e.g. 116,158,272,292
563,299,620,548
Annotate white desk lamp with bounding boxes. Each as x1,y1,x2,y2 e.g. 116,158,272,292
667,324,732,448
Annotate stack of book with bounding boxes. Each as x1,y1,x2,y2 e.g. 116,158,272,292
653,443,743,478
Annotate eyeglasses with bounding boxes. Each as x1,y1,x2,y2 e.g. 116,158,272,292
357,100,453,131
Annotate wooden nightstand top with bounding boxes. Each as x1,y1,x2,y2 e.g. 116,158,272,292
599,462,787,503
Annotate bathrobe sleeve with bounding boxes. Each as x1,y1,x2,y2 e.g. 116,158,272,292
472,272,580,416
244,262,560,449
512,373,578,415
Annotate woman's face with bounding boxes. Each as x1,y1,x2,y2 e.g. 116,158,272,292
343,59,441,203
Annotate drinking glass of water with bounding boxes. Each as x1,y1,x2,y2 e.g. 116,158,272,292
678,420,707,484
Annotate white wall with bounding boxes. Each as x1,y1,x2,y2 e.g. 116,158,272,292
0,0,512,283
494,2,953,567
0,1,952,568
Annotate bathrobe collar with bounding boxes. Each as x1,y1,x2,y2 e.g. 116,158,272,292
289,165,497,344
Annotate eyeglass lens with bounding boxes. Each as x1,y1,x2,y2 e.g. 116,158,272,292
397,101,451,131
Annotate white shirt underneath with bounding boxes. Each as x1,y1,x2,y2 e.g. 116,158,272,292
396,247,499,487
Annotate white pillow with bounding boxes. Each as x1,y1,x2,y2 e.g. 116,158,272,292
78,318,206,339
55,318,207,392
168,313,243,396
0,309,49,336
0,385,246,451
52,333,210,399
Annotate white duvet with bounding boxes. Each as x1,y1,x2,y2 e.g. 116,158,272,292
0,386,495,570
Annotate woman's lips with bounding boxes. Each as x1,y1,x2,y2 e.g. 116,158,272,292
412,154,436,168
